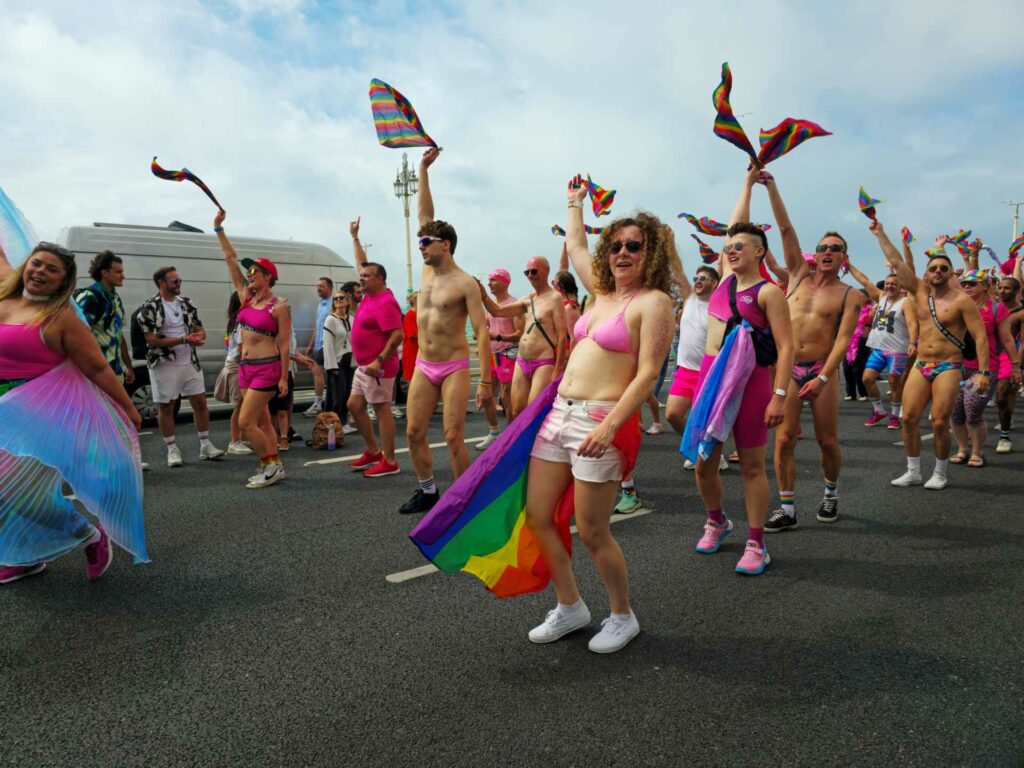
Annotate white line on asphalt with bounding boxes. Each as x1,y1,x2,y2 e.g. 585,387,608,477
385,508,652,584
305,434,493,466
138,431,152,436
894,432,934,447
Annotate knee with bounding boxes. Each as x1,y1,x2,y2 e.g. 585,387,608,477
930,413,949,431
576,523,608,553
695,459,719,483
775,429,799,452
347,397,363,414
444,426,463,450
738,460,764,483
406,422,428,444
818,435,840,455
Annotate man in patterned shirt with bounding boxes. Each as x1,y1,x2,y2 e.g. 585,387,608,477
73,250,134,385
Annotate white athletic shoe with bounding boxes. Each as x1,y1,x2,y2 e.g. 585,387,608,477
645,423,665,436
392,407,404,419
924,473,948,490
719,455,729,471
247,462,285,489
227,441,254,456
683,459,696,470
891,469,923,487
588,611,641,654
996,438,1012,454
528,601,591,644
369,409,378,421
199,443,225,461
302,403,322,418
166,445,183,468
476,432,499,451
342,424,358,435
141,462,150,471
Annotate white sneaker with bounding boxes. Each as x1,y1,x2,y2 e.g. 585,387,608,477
227,441,254,455
342,424,358,435
369,409,378,421
588,611,641,654
996,438,1012,454
924,473,947,490
166,445,183,468
527,601,591,644
683,459,695,470
719,455,729,471
891,469,923,487
393,407,404,419
141,462,150,471
199,443,225,461
645,423,664,436
303,403,322,418
476,432,499,451
246,462,285,489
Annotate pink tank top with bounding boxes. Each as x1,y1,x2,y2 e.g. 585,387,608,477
707,275,770,330
0,322,67,379
572,293,638,357
237,296,279,337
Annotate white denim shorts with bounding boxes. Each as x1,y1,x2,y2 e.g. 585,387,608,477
530,395,623,483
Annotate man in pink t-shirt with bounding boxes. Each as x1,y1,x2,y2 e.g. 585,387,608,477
345,226,405,478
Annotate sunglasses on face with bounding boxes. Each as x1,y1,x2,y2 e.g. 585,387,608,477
693,275,711,282
722,242,753,254
815,244,846,254
166,278,182,286
609,241,643,254
333,296,347,302
524,269,540,277
418,236,443,248
928,264,950,273
960,281,979,288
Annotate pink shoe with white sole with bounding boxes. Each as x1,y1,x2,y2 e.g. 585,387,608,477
84,526,113,581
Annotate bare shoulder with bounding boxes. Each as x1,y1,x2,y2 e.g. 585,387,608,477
758,281,785,305
273,297,291,314
638,289,673,314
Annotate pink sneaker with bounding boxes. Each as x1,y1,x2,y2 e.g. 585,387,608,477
695,518,733,554
84,526,113,581
864,412,887,427
887,415,901,430
0,563,46,584
349,450,383,471
735,540,771,575
363,459,400,478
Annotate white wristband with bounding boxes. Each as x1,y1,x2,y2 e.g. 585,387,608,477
817,373,829,384
773,387,787,398
567,201,583,209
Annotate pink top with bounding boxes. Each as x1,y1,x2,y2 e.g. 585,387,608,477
488,294,518,352
0,322,67,380
237,296,279,337
963,300,1009,371
573,294,638,357
708,275,770,330
352,288,403,378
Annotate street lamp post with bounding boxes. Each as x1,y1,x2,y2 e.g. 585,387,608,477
1005,200,1023,240
394,152,419,295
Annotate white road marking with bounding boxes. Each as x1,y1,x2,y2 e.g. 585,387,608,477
386,508,652,584
894,432,934,447
138,431,152,436
304,434,493,466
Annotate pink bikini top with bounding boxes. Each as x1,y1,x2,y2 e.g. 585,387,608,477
572,294,638,357
237,296,279,337
0,322,67,379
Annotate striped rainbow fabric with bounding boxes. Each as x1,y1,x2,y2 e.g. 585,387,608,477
586,174,616,217
151,157,223,210
410,377,641,598
757,118,831,165
858,186,882,220
712,62,759,165
691,233,719,264
1010,233,1024,255
369,78,438,149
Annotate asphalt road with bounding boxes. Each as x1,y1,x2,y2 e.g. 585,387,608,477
2,397,1022,767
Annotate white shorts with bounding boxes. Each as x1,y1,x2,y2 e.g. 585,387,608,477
530,396,623,483
150,363,206,403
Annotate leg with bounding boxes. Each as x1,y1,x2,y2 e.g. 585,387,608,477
645,393,661,426
312,362,324,400
500,380,514,425
862,367,881,401
665,395,691,436
441,368,472,478
375,402,397,462
406,369,441,481
230,403,242,443
524,457,577,604
526,365,555,407
509,364,531,419
772,383,804,502
347,392,379,454
574,477,631,614
842,360,857,398
694,441,725,514
737,443,770,531
899,367,931,460
809,375,842,483
189,394,211,433
929,370,962,461
157,402,176,441
238,390,277,459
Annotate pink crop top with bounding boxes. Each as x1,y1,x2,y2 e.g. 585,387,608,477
572,294,638,357
237,296,279,337
0,322,67,380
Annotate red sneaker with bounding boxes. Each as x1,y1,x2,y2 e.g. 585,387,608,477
349,450,383,471
0,563,46,584
363,459,400,478
864,412,887,427
84,526,113,582
887,415,901,430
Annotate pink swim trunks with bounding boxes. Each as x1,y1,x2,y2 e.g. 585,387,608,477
516,357,555,381
415,356,470,387
669,366,699,399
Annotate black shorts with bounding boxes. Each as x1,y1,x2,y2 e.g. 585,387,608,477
268,372,295,415
314,348,325,366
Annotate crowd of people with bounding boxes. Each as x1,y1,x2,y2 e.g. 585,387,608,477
2,153,1023,657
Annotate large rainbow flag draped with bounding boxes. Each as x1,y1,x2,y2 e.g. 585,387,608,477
679,212,728,236
369,78,438,149
586,174,616,217
410,377,641,598
151,157,223,210
0,184,39,268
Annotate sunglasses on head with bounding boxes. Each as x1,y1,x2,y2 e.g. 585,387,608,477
418,236,443,248
815,244,846,254
610,240,643,254
34,241,75,261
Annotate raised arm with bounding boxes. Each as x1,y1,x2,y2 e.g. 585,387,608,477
762,172,806,281
559,242,569,273
214,210,246,298
565,174,596,295
350,216,368,270
1015,254,1023,286
845,258,882,302
900,229,917,275
763,246,789,293
417,148,440,228
465,277,494,409
477,282,527,318
728,166,758,226
965,242,980,271
869,220,918,294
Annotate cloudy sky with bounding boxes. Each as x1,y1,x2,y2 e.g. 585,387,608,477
2,0,1023,298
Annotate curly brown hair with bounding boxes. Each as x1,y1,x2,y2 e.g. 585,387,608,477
591,211,674,295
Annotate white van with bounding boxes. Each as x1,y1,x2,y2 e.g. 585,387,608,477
58,222,358,423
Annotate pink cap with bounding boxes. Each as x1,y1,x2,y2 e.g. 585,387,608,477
488,269,511,285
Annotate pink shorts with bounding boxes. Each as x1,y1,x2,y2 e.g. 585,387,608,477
492,354,515,385
530,395,623,483
237,357,282,391
998,352,1014,381
695,354,773,449
351,367,396,404
669,366,700,399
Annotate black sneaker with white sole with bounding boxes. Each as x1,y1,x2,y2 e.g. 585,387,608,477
399,489,440,515
816,495,839,523
764,507,798,533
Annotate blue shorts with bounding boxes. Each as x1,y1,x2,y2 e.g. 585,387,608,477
865,349,908,375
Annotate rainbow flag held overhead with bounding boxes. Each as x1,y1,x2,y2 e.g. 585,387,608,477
901,227,915,245
369,78,438,149
757,118,831,166
1010,233,1024,255
151,157,223,210
712,62,759,165
410,377,641,598
551,224,603,236
551,224,566,236
585,174,616,217
858,186,882,220
691,234,719,264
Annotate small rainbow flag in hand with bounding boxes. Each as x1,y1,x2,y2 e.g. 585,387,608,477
901,228,916,245
691,234,719,264
586,174,616,217
551,225,566,236
368,78,438,149
151,157,224,210
858,186,882,220
679,212,728,236
925,246,946,258
552,224,603,236
712,62,760,166
757,118,832,166
946,229,972,246
1010,233,1024,255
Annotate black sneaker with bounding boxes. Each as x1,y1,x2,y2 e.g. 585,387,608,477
399,489,440,515
288,427,302,443
764,507,797,533
816,496,839,523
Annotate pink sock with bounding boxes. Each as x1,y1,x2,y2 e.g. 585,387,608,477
706,508,725,525
748,526,765,546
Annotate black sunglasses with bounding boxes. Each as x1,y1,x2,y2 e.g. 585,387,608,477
35,241,75,260
166,278,182,285
815,244,846,254
610,241,643,254
928,264,950,273
960,281,979,287
524,269,540,277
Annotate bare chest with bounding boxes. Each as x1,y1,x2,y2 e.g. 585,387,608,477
419,277,466,317
789,282,847,328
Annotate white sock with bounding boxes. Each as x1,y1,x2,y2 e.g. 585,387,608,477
611,610,634,622
871,399,886,415
313,396,323,407
198,430,211,448
419,476,437,495
907,456,921,472
558,598,585,613
621,479,635,491
163,436,176,448
934,458,948,476
891,401,901,417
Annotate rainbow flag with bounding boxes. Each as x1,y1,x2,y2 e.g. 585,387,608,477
901,227,915,245
368,78,438,149
858,186,881,220
1010,233,1024,255
586,174,616,217
691,234,719,264
410,377,641,598
712,62,759,165
551,224,566,236
947,229,972,245
679,212,728,236
757,118,831,165
151,157,223,210
552,224,602,236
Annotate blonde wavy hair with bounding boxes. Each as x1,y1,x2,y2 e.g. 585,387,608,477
0,244,78,328
591,211,675,295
